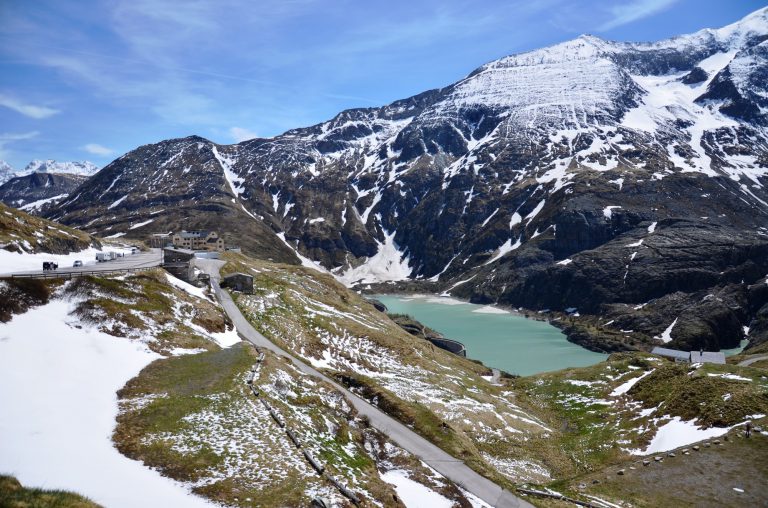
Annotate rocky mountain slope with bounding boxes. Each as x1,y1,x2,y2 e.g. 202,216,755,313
0,160,99,213
47,8,768,353
0,172,88,213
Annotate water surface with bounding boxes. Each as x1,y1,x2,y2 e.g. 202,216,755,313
375,294,607,377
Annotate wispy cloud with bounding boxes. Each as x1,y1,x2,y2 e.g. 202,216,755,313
82,143,114,156
598,0,680,31
229,127,258,142
0,94,59,119
0,131,39,159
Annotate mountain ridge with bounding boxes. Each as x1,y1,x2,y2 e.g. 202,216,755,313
46,8,768,353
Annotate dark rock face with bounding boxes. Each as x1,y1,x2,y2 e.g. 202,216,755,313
0,172,87,213
46,9,768,353
681,66,709,84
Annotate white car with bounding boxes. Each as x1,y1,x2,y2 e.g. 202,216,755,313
73,260,83,267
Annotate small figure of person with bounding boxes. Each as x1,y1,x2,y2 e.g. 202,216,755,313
745,420,752,438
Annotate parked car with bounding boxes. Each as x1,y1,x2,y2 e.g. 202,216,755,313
73,260,83,267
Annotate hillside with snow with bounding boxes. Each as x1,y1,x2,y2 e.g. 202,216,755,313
47,7,768,354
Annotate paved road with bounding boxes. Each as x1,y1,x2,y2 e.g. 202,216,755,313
0,249,162,278
197,259,533,508
738,354,768,367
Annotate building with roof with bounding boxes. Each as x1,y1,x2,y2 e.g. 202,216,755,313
149,233,172,248
171,230,225,251
651,346,726,365
690,350,726,364
162,247,196,281
221,272,253,293
651,347,691,362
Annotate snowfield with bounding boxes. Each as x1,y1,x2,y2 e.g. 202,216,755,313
0,296,217,507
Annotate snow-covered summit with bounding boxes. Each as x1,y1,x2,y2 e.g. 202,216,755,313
0,160,15,184
21,159,100,177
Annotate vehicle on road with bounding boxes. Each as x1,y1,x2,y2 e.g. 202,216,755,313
96,252,118,262
73,260,83,267
42,262,58,271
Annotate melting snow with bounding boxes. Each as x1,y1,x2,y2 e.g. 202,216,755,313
19,193,69,212
212,146,244,198
129,218,155,230
336,228,412,286
107,195,128,210
380,470,453,508
633,416,732,455
525,199,546,223
610,369,654,396
655,318,678,343
707,373,751,382
603,205,621,219
0,298,216,507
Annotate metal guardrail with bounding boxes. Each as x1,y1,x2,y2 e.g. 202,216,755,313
1,264,158,280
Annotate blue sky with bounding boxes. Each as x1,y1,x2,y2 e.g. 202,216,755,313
0,0,764,169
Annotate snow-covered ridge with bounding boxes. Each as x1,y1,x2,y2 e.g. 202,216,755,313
20,159,100,177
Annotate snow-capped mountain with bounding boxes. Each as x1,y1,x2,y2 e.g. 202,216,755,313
0,172,88,214
21,159,100,177
49,8,768,353
0,161,15,185
0,159,99,214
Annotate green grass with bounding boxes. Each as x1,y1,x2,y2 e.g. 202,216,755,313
0,475,101,508
115,344,254,485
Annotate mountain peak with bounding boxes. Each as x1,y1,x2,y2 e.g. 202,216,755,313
0,160,15,185
21,160,99,177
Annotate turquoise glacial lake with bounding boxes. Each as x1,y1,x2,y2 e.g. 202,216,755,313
375,294,607,377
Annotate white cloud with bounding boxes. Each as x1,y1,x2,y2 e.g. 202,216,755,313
598,0,680,31
0,94,60,119
83,143,114,156
229,127,258,143
0,131,39,158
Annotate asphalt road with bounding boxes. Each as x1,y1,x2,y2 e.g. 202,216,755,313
0,248,162,277
196,259,533,508
738,354,768,367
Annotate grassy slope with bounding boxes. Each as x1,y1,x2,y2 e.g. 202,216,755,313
66,269,227,355
115,342,471,507
0,202,97,254
0,475,101,508
514,353,768,506
220,253,563,487
220,253,768,506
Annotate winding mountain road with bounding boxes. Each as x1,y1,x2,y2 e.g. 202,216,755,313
196,259,532,508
